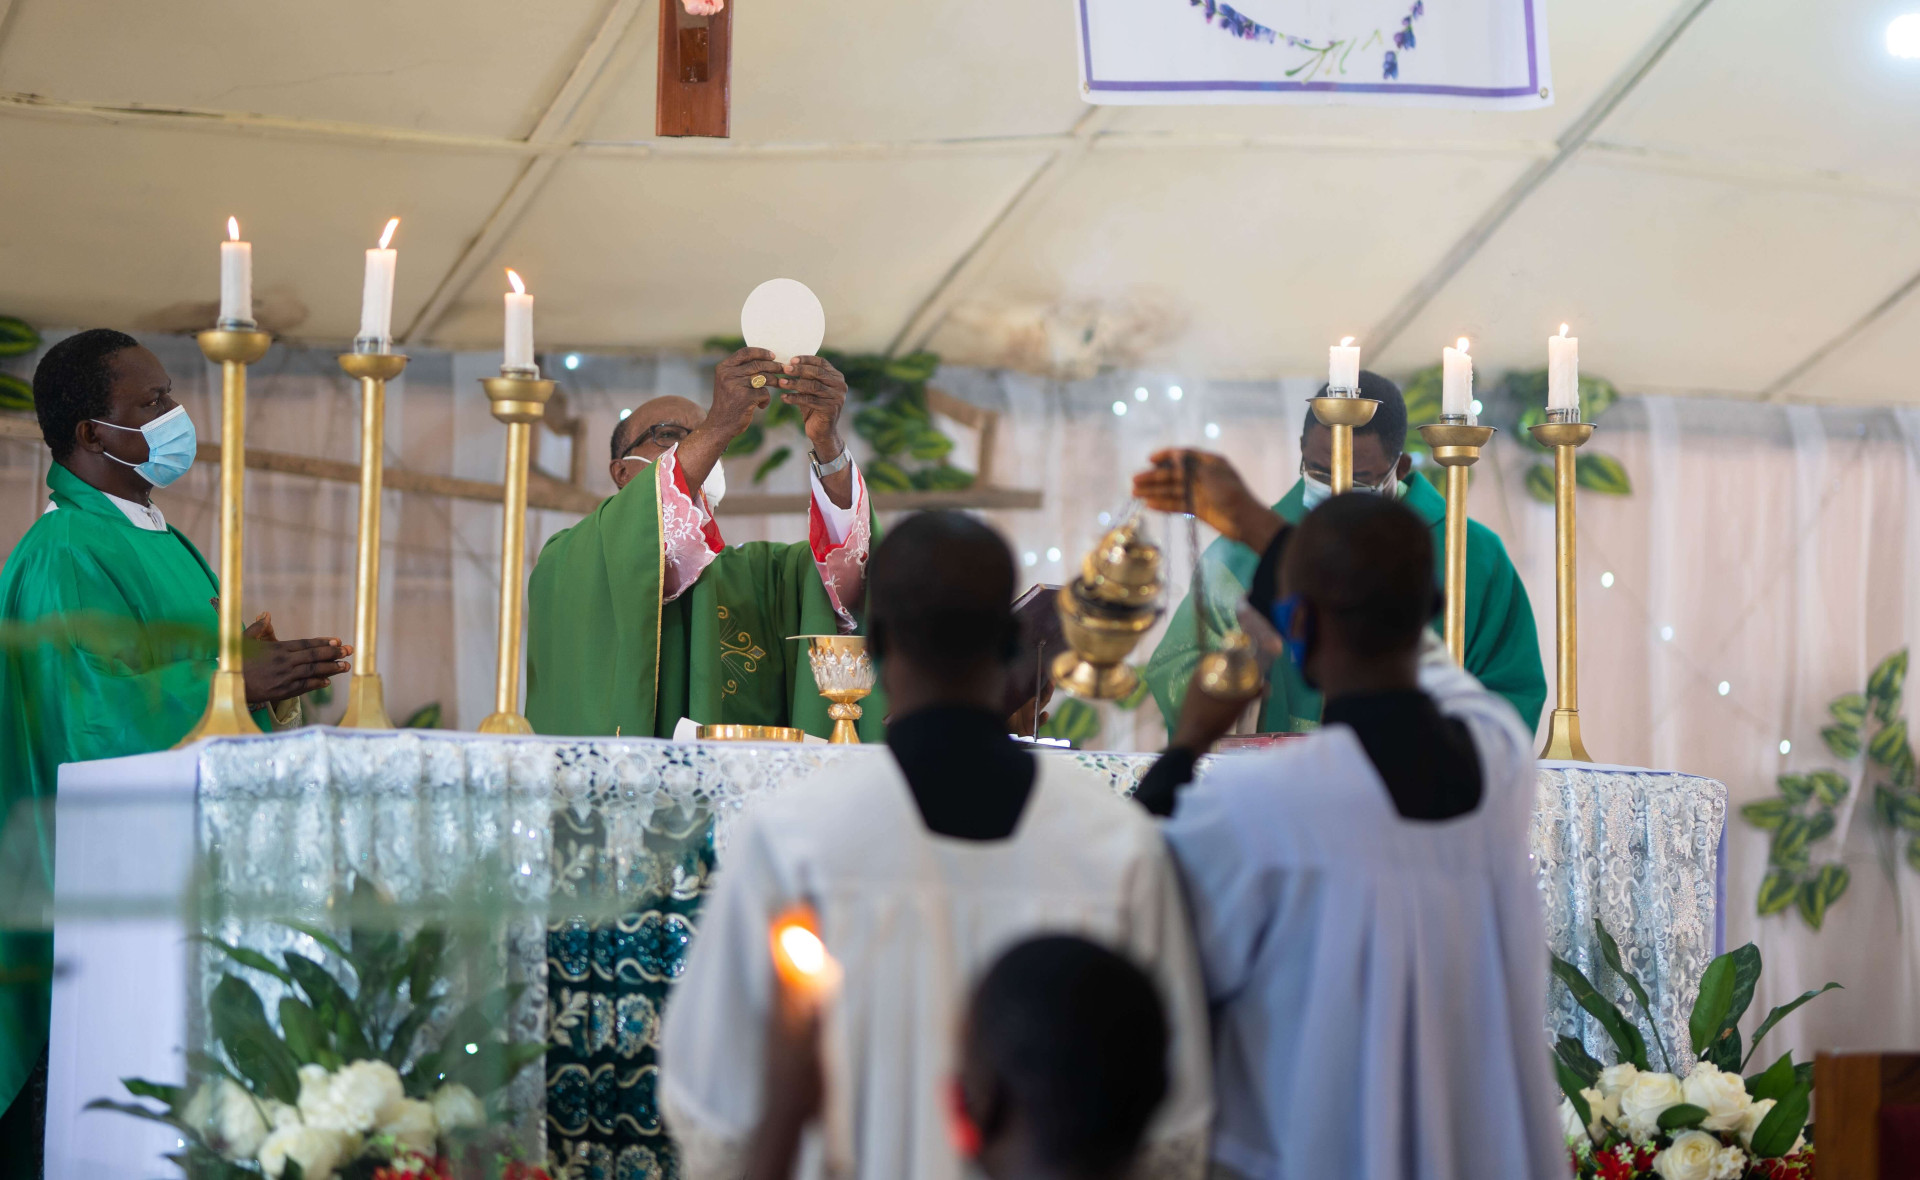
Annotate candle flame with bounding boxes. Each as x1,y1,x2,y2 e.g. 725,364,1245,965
505,268,526,295
1340,336,1354,347
1456,337,1470,354
1559,323,1569,337
379,218,399,250
227,216,240,242
770,904,838,990
778,925,828,976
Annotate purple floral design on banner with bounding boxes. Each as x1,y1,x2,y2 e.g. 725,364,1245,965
1188,0,1278,43
1386,1,1427,79
1178,0,1434,84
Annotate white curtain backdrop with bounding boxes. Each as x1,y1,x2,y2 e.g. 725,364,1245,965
4,333,1917,1064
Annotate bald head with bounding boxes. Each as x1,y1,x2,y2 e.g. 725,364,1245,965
869,511,1017,686
1281,494,1436,659
611,395,704,462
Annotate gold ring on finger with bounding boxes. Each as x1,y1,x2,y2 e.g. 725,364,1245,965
750,374,768,388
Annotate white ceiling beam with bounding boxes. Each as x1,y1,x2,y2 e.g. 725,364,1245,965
1758,267,1920,400
399,0,652,344
885,105,1117,357
1364,0,1722,356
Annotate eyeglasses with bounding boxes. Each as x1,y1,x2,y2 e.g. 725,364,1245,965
1301,459,1395,494
620,421,692,460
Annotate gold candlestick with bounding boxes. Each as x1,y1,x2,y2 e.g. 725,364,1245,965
1415,421,1497,664
1309,393,1380,494
796,634,874,743
180,328,273,744
336,351,408,729
476,372,554,735
1530,416,1597,762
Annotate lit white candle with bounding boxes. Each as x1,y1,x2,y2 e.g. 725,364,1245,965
219,217,253,327
503,268,535,372
1442,337,1472,418
1328,335,1360,391
358,218,400,345
1548,323,1579,414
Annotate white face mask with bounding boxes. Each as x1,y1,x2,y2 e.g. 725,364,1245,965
1301,467,1400,511
621,447,726,508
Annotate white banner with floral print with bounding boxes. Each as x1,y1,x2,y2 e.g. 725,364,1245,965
1076,0,1553,108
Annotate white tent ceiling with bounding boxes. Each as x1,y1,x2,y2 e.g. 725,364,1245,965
1,0,1917,402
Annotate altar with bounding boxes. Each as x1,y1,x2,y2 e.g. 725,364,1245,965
46,729,1727,1178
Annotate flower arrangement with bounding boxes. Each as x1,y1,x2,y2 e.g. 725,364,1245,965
91,878,549,1180
1550,921,1839,1179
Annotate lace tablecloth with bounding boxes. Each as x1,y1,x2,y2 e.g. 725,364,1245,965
167,733,1722,1178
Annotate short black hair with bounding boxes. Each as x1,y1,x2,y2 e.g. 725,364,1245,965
1283,493,1437,658
962,935,1169,1177
1301,369,1407,457
34,329,139,462
867,511,1017,677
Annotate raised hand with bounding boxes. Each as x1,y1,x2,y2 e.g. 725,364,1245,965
240,612,352,706
1131,448,1284,552
777,355,848,453
709,347,783,439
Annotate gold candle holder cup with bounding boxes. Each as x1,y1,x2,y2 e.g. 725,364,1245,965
1310,393,1380,495
1415,421,1496,665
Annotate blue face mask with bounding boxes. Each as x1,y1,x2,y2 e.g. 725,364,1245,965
93,405,197,488
1301,466,1400,511
1268,593,1315,680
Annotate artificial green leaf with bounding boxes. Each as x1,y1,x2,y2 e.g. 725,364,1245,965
443,1040,548,1098
1596,919,1669,1071
1116,676,1152,711
906,428,954,462
1807,770,1850,807
1805,810,1836,842
187,1050,250,1094
401,702,440,729
1581,374,1621,420
278,996,331,1066
1688,954,1736,1056
1657,1103,1709,1132
1896,794,1920,833
1575,453,1632,496
1702,943,1761,1071
1829,693,1868,729
723,423,765,458
1744,1052,1797,1101
884,352,940,383
1821,723,1862,760
1037,698,1101,749
1909,835,1920,873
1769,817,1813,873
1402,365,1443,424
1756,870,1799,916
121,1077,182,1109
1749,1080,1811,1158
385,1002,437,1071
1776,775,1813,805
280,920,352,962
283,954,369,1060
1867,648,1909,710
0,373,31,412
1795,878,1831,930
211,975,299,1102
1555,1035,1603,1088
1869,718,1909,769
752,446,792,485
285,1160,308,1180
1550,953,1649,1070
83,1098,181,1127
1516,404,1551,453
762,398,800,429
1744,981,1843,1066
1554,1055,1593,1130
191,936,295,984
909,464,975,491
1740,798,1793,830
1876,786,1902,827
406,929,446,1007
0,315,41,357
865,459,913,493
1524,462,1556,504
346,877,402,999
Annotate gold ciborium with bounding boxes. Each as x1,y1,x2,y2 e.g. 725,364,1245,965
796,634,875,744
1052,518,1164,700
698,724,805,743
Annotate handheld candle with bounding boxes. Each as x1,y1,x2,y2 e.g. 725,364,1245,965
770,905,841,994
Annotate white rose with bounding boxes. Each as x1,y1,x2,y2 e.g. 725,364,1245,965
1619,1071,1685,1142
326,1060,406,1132
257,1126,356,1180
1710,1144,1747,1180
1682,1062,1752,1132
261,1099,303,1131
430,1082,486,1132
1559,1097,1590,1145
180,1084,215,1135
297,1064,351,1132
1737,1097,1775,1146
376,1097,439,1155
1653,1129,1720,1180
210,1079,269,1159
1587,1088,1623,1138
1598,1062,1641,1100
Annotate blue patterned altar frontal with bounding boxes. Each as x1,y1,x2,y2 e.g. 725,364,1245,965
1077,0,1553,109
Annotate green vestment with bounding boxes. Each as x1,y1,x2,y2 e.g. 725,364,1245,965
1143,471,1547,735
0,463,256,1113
525,469,884,740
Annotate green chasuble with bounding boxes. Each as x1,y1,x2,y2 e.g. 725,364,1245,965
1143,471,1547,735
0,463,259,1113
525,469,885,740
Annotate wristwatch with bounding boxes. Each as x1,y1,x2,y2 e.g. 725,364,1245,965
810,447,853,479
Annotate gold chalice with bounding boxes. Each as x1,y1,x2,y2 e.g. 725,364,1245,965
794,634,875,744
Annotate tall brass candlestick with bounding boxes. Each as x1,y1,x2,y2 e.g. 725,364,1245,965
476,373,554,735
336,352,408,728
1530,416,1597,762
1415,421,1497,664
1309,393,1380,493
180,328,273,744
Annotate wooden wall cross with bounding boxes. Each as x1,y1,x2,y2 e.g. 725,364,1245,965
657,0,732,138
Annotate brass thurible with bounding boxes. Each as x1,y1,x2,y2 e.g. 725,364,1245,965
1309,390,1380,495
1414,420,1497,665
336,348,409,728
476,370,555,735
1529,412,1597,762
795,634,875,743
1053,517,1164,701
180,327,273,745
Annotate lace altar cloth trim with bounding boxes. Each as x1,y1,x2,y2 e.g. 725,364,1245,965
193,731,1725,1174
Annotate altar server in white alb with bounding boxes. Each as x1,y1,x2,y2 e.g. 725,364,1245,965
659,511,1212,1180
1131,455,1566,1180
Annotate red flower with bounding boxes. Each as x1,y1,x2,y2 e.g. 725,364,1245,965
1593,1146,1635,1180
372,1159,453,1180
499,1163,553,1180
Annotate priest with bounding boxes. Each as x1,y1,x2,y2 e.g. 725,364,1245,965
524,346,877,737
1142,371,1546,734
